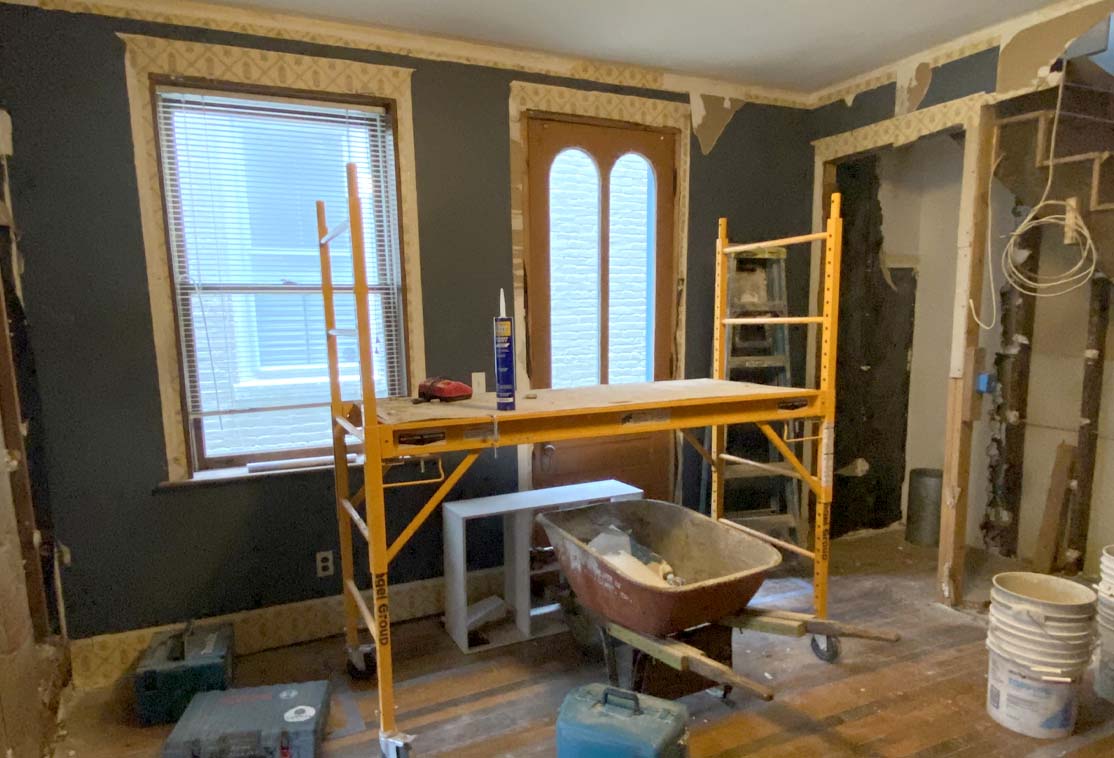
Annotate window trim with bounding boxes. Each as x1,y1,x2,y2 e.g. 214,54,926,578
122,35,425,481
151,79,410,472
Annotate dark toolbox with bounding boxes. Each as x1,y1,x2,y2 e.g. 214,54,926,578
163,680,330,758
134,622,234,725
556,684,689,757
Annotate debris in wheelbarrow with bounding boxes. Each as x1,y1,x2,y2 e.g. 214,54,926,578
538,499,782,636
586,524,685,587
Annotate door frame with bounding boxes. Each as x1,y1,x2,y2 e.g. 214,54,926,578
524,113,677,388
507,82,691,491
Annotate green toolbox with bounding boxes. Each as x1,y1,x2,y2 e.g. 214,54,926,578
133,622,233,725
556,684,689,757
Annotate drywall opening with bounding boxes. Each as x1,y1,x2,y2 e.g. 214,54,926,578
875,133,1017,547
831,153,917,537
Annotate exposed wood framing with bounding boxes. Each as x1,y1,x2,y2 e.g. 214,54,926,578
0,225,48,639
1066,274,1110,570
938,105,995,606
984,225,1040,555
810,95,1012,606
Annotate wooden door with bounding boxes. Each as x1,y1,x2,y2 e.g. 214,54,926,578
525,115,677,499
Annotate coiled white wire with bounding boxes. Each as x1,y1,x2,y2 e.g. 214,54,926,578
971,70,1099,331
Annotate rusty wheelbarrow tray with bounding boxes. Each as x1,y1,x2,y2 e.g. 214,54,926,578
537,499,782,637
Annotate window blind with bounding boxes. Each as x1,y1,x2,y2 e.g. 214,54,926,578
155,88,407,467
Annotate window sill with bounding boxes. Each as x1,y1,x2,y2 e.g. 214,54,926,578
155,461,337,491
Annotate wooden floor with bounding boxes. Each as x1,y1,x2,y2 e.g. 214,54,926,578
54,528,1114,757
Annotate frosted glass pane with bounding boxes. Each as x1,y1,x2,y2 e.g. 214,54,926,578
549,148,601,388
608,153,655,384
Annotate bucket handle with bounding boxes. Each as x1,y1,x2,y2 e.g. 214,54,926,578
600,687,642,714
995,597,1089,631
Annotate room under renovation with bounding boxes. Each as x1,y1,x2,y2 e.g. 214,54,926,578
12,1,1114,756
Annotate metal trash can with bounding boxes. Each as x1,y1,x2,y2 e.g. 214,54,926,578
906,468,943,546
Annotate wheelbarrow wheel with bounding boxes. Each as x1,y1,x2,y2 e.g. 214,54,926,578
810,634,841,663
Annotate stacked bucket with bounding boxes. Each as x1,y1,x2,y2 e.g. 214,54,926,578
986,572,1097,739
1096,545,1114,700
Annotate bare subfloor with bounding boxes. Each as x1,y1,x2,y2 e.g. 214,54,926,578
53,528,1114,757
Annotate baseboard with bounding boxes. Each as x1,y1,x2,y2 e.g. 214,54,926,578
69,567,504,690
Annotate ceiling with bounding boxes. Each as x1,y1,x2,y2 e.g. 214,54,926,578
215,0,1058,91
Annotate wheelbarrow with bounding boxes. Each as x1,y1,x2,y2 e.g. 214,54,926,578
538,500,901,702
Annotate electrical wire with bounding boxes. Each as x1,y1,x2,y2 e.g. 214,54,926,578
971,69,1099,330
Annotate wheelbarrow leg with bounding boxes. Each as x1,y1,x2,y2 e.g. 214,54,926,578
599,626,620,687
631,651,650,693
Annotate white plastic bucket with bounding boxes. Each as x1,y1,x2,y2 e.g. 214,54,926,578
989,607,1094,644
986,648,1082,739
992,573,1097,620
987,621,1094,657
986,633,1091,677
1096,617,1114,702
1100,544,1114,576
990,594,1096,632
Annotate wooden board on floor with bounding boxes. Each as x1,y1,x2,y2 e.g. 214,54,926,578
1032,441,1075,574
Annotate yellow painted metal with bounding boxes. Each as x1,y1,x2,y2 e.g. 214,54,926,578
339,498,369,541
317,200,359,654
703,193,843,621
349,162,396,732
680,428,715,468
386,451,479,562
378,392,825,458
756,423,821,497
710,217,729,520
813,192,843,619
345,579,378,644
320,171,843,739
382,455,446,489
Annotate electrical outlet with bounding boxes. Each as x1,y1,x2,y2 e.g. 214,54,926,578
316,550,335,578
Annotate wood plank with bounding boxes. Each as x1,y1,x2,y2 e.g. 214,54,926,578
0,227,48,639
376,378,808,425
1033,442,1076,574
939,105,995,606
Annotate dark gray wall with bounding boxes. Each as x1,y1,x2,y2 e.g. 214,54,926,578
0,5,812,637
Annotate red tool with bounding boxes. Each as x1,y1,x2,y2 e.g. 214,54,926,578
414,377,473,403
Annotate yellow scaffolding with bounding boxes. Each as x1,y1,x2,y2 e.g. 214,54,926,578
319,167,861,752
709,193,843,620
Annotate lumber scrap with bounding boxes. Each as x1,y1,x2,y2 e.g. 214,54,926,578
1032,442,1075,574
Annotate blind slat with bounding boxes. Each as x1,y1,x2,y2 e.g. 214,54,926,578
155,87,407,464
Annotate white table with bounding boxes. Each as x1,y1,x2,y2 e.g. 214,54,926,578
442,480,643,652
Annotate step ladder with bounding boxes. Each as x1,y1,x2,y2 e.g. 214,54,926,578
720,248,800,539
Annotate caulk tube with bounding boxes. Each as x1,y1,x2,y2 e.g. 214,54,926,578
494,288,516,410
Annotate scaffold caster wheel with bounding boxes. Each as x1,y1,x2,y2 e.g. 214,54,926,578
346,645,377,680
811,634,841,663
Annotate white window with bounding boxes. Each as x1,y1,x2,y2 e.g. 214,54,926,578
155,88,407,470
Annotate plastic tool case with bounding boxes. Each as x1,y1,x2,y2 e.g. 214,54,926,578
556,684,688,757
134,622,234,725
162,680,330,758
